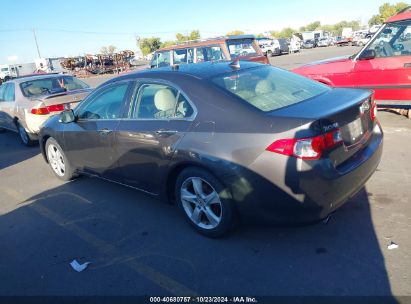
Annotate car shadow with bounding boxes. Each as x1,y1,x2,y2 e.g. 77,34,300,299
0,130,40,170
0,174,396,299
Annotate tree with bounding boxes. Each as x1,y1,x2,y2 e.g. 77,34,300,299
227,30,245,36
369,2,409,25
175,30,201,42
305,21,321,31
189,30,201,40
100,45,116,55
331,20,361,35
139,37,162,56
161,40,176,48
278,27,296,38
270,31,279,38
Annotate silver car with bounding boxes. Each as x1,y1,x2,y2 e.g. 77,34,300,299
0,74,92,146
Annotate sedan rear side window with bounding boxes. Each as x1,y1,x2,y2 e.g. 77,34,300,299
3,83,15,101
212,66,330,112
0,85,5,101
132,83,194,119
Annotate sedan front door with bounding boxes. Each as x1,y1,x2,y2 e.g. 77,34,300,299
64,81,133,178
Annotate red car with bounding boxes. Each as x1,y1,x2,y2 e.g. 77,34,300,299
293,8,411,108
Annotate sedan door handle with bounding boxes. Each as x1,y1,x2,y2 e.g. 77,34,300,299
98,128,112,135
156,129,178,135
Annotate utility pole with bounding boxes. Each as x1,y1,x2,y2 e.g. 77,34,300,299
33,28,41,58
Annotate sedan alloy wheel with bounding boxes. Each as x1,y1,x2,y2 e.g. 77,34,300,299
47,143,66,177
180,177,222,230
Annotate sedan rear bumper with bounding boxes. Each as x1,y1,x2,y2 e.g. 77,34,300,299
227,123,383,224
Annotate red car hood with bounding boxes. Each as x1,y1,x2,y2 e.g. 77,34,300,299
294,55,351,70
292,55,354,84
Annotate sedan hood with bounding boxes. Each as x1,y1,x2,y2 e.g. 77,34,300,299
299,55,351,68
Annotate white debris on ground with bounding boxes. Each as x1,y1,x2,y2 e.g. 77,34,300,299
387,242,399,250
70,260,91,272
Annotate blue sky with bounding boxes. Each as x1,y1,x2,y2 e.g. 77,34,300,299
0,0,401,63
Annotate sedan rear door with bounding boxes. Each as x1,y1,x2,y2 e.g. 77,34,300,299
115,81,196,194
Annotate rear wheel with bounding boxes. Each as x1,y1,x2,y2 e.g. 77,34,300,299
267,50,272,57
45,137,77,181
175,168,236,237
17,122,36,146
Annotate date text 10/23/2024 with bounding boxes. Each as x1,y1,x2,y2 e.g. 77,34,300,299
149,297,258,303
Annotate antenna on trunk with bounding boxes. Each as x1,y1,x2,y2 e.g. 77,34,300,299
229,59,240,70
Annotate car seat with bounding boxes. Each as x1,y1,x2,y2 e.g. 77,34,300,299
154,88,177,119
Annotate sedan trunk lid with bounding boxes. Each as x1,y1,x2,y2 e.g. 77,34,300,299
270,88,376,166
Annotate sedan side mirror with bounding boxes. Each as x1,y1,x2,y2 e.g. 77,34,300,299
359,49,376,60
59,109,76,123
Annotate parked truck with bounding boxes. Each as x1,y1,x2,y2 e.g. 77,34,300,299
0,64,18,84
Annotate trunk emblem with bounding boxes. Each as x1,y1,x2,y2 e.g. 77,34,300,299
323,122,339,132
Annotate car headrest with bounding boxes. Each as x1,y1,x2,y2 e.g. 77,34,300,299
154,89,176,111
255,80,273,95
28,87,44,95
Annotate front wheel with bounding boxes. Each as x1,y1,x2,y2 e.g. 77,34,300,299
45,137,77,181
175,168,236,237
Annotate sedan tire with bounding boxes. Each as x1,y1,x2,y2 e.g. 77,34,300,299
17,122,36,146
45,137,77,181
175,167,236,238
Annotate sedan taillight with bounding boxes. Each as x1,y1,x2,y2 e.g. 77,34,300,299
31,104,65,115
371,98,377,121
266,129,342,160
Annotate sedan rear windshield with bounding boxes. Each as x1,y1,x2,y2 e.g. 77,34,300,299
20,76,89,97
212,66,330,112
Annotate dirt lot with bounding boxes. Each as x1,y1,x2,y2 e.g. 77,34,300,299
0,46,410,301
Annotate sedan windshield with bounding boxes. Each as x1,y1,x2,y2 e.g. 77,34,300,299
212,66,330,112
20,76,89,97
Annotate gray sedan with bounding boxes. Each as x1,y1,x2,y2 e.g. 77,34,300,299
39,61,383,237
